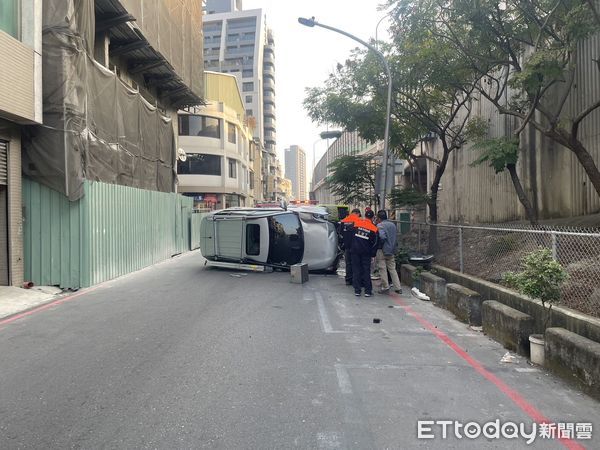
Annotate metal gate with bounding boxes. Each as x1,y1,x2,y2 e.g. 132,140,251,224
0,141,8,284
0,141,7,185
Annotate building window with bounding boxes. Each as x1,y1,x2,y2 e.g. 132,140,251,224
177,154,221,175
246,224,260,255
0,0,20,39
225,194,240,207
228,158,237,178
178,115,221,139
242,82,254,92
245,95,252,103
227,122,237,144
246,109,253,117
249,171,255,189
242,69,253,78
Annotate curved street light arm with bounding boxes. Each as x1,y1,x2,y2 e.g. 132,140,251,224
298,17,393,210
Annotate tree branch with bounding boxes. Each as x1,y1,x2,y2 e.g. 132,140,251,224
548,62,575,125
587,0,600,26
534,0,563,51
572,98,600,138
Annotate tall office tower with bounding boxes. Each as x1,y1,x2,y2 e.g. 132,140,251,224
203,1,278,200
204,0,243,14
285,145,307,201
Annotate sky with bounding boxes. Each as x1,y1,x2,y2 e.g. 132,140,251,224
242,0,391,176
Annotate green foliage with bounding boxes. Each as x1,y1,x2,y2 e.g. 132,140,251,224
509,49,566,95
464,117,488,142
414,266,425,280
389,187,430,209
503,248,569,328
386,0,600,138
395,246,411,267
326,155,377,205
469,137,519,174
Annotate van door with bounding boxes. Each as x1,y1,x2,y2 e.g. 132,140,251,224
199,215,215,258
214,217,244,260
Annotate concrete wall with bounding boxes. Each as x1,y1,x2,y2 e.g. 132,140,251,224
482,300,535,356
545,327,600,400
0,0,42,125
434,265,600,344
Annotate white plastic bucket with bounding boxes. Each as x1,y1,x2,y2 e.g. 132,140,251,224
529,334,545,366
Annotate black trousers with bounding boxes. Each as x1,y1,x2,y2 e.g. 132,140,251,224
351,252,372,294
344,248,353,282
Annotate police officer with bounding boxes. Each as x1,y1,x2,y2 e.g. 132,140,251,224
339,208,361,285
350,213,379,297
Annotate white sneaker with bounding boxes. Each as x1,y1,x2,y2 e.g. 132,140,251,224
370,275,380,280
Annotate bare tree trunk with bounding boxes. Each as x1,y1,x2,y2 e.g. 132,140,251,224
506,163,538,226
427,194,439,254
547,129,600,199
568,139,600,198
427,150,449,253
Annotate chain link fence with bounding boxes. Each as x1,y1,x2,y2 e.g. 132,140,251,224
394,221,600,318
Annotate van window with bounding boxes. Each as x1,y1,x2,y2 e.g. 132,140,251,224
267,213,303,266
246,224,260,256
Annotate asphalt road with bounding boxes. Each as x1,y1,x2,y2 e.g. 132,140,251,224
1,251,599,449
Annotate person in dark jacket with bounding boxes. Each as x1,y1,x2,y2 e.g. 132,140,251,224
350,215,379,297
339,209,361,285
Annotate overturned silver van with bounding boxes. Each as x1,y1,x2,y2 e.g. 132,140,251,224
199,207,339,272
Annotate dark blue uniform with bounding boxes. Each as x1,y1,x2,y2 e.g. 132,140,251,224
350,218,379,296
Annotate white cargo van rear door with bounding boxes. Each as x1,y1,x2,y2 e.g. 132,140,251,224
215,217,244,260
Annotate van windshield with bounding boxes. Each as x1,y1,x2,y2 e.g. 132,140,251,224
267,213,304,266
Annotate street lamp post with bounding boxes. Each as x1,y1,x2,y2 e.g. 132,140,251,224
298,17,392,211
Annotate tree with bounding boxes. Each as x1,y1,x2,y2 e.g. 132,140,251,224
326,155,377,205
504,248,568,329
304,33,482,251
388,186,430,210
388,0,600,199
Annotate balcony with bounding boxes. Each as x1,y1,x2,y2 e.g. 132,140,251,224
263,75,275,89
264,130,276,141
263,49,274,64
97,0,203,107
263,63,275,77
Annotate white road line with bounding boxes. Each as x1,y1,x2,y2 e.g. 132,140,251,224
338,363,402,370
316,291,345,334
334,364,353,394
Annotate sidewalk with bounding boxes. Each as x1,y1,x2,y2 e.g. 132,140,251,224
0,286,63,320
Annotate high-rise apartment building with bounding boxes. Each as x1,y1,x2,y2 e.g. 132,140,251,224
203,0,278,202
285,145,307,201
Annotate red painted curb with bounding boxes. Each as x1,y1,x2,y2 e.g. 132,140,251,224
0,286,101,328
391,293,586,450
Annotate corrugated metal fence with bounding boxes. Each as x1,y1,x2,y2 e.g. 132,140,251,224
23,178,199,289
190,212,206,250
